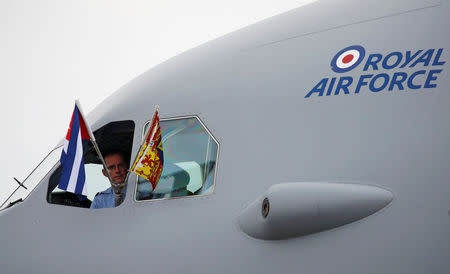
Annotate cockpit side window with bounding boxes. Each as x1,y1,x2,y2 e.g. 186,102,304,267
47,120,135,208
135,116,219,201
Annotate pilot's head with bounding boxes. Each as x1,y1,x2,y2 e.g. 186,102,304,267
102,151,128,184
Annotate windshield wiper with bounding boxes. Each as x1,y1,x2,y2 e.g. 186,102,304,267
0,178,28,210
5,198,23,209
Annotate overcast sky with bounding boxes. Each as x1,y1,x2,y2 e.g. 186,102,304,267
0,0,313,204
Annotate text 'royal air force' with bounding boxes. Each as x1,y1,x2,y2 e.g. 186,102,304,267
305,45,446,98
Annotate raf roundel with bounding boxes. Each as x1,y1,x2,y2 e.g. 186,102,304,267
331,45,366,73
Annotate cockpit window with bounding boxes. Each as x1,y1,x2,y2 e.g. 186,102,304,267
47,120,135,209
135,116,219,201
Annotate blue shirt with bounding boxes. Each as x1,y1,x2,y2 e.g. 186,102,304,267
90,186,127,209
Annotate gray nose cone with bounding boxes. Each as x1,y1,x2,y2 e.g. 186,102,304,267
238,182,394,240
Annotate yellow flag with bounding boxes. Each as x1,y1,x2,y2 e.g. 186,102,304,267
131,108,164,189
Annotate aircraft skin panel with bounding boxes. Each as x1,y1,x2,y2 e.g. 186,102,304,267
1,0,450,273
241,0,441,50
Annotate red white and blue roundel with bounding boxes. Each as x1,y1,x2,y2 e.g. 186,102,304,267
331,45,365,73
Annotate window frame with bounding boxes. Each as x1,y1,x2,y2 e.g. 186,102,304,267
133,115,220,203
45,120,136,209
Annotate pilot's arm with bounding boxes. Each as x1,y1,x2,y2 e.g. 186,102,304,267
90,188,115,209
90,194,102,209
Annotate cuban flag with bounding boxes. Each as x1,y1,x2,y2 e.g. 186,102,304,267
58,103,91,196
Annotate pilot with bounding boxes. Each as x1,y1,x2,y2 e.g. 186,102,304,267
90,150,128,209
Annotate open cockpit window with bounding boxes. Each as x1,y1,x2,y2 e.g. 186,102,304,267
46,120,134,209
136,116,219,201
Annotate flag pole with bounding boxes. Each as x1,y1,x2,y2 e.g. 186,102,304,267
125,105,159,183
75,100,116,189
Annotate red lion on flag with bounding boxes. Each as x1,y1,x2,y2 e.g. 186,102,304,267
130,107,164,190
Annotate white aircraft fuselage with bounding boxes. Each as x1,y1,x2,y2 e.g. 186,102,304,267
1,0,449,273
